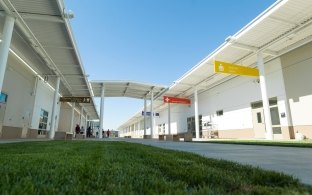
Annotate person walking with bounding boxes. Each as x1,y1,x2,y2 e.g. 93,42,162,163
107,129,110,138
75,124,80,137
87,126,91,138
80,126,85,135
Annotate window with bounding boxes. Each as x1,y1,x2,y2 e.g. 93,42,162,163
270,106,282,134
251,97,278,109
270,107,280,126
257,112,262,123
38,109,49,135
162,123,165,134
273,127,282,134
216,110,223,116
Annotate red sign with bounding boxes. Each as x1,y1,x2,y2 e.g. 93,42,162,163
163,96,191,104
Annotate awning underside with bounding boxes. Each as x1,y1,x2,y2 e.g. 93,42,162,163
90,81,167,100
118,0,312,129
0,0,99,119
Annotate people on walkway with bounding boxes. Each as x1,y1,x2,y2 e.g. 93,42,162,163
107,129,110,138
80,126,85,134
75,124,80,136
87,126,91,138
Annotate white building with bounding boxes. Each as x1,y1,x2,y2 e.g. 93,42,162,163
0,0,99,139
118,0,312,140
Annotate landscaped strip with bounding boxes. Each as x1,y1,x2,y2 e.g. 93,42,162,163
200,140,312,148
0,141,311,194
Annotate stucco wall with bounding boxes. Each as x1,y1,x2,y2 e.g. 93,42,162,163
152,57,288,139
281,41,312,138
2,56,35,129
31,79,60,132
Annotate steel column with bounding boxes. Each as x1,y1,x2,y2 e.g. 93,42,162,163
150,90,154,138
144,97,147,136
49,76,60,139
99,84,105,139
194,88,200,139
168,103,171,135
0,15,15,92
257,52,273,140
70,102,75,134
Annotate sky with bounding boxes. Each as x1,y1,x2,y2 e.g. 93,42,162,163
65,0,276,130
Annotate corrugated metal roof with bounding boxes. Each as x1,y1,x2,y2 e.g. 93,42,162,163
5,0,61,16
171,0,312,97
0,0,99,119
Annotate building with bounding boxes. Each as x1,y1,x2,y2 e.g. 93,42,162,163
118,0,312,140
0,0,99,139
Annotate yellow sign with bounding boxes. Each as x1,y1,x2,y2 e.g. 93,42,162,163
214,60,259,77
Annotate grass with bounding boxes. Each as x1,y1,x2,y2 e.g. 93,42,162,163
201,139,312,148
0,141,311,194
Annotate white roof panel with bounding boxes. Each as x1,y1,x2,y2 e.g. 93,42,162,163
90,81,168,100
118,0,312,129
0,0,99,119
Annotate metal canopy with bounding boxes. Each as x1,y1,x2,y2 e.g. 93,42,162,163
90,81,167,99
118,0,312,129
0,0,99,119
168,0,312,99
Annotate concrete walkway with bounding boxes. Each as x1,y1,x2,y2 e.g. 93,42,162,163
120,138,312,186
0,138,50,144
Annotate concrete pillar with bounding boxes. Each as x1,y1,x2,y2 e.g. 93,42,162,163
49,76,60,139
168,103,171,135
70,102,75,134
84,114,88,136
194,88,200,139
0,15,15,92
137,121,140,138
80,106,83,127
257,51,273,140
150,90,154,138
144,97,147,136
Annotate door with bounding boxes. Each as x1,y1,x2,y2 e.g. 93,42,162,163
187,115,202,138
270,106,282,139
252,107,266,138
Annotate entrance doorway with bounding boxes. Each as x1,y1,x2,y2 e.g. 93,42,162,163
252,107,266,138
251,97,282,139
187,115,202,138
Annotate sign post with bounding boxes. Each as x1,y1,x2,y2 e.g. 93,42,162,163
214,60,259,77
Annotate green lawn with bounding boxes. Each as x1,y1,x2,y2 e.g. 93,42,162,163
0,141,311,194
201,139,312,148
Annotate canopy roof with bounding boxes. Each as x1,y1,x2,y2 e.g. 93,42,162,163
0,0,99,119
118,0,312,129
90,81,167,99
167,0,312,99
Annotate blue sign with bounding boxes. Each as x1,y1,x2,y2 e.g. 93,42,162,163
0,92,8,103
142,111,159,116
